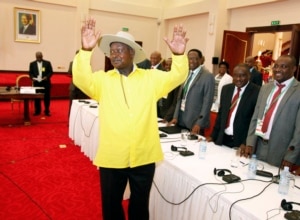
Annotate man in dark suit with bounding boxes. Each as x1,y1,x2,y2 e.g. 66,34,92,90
19,14,36,35
241,55,300,170
137,51,164,70
29,51,53,116
168,49,215,135
159,58,180,122
245,56,262,86
207,63,260,147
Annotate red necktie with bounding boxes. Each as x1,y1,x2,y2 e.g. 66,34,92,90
226,88,241,128
261,83,285,133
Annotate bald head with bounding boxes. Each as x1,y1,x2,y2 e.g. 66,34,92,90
35,51,43,62
150,51,162,66
245,56,256,68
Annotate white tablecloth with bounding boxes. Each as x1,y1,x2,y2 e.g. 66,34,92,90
69,99,99,161
150,133,300,220
69,100,300,219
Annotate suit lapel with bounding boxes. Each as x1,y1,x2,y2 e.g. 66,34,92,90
274,80,298,119
189,67,203,90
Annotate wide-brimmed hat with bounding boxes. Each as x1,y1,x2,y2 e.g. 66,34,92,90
98,31,146,63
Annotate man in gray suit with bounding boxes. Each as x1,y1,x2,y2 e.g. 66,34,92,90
241,55,300,170
168,49,214,135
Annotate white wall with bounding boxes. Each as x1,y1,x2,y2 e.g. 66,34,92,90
1,0,300,72
0,0,78,72
229,0,300,31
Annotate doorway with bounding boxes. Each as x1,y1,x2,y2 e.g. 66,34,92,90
221,24,300,80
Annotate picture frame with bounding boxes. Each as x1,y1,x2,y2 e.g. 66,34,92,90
14,7,40,43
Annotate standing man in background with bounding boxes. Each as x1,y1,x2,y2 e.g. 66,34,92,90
159,58,181,122
245,56,263,86
241,55,300,171
168,49,214,135
137,51,164,70
73,17,189,220
207,63,259,148
29,51,53,116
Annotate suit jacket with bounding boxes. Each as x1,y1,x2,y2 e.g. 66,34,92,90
159,86,180,122
250,68,262,86
19,24,36,35
247,79,300,167
211,82,260,147
174,66,215,129
137,59,164,70
29,59,53,87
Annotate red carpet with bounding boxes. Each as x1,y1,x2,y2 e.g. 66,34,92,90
0,99,129,220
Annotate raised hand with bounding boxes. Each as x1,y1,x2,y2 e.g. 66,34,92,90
163,24,189,55
81,18,101,51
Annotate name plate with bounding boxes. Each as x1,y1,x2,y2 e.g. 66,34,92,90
20,86,36,94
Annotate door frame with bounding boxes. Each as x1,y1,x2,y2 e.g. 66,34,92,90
246,24,300,80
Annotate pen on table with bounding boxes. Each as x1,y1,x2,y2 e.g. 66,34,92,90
240,161,248,166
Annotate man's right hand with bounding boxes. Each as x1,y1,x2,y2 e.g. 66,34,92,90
167,118,177,126
81,18,101,51
239,144,253,158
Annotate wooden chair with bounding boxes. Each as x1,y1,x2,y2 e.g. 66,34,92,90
11,75,33,111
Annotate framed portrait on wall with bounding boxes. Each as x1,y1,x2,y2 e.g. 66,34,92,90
14,7,40,43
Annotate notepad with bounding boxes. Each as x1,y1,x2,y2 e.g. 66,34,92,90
159,126,182,134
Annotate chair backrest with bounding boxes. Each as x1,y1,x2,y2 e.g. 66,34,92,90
16,75,32,87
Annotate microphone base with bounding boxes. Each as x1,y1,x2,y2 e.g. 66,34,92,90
272,175,280,184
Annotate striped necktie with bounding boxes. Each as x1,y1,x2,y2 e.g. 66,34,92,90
261,83,285,133
226,87,241,128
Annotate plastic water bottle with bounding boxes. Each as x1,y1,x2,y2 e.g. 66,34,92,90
198,138,207,159
247,154,257,179
278,166,290,195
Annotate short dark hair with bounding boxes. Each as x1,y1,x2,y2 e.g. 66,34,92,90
234,63,250,74
188,49,203,58
279,55,297,66
219,61,229,69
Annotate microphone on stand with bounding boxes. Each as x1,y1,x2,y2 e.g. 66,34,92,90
272,146,295,184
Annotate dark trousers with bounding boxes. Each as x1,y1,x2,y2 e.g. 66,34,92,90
34,81,51,114
222,133,235,148
99,163,155,220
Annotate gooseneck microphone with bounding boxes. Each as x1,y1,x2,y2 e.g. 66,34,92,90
273,146,295,183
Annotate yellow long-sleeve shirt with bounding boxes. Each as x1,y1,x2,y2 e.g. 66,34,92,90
73,50,188,168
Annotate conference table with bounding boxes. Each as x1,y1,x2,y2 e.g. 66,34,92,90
69,99,99,161
0,86,44,125
69,99,300,220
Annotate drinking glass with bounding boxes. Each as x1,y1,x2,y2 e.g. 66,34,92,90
180,129,189,147
230,147,240,168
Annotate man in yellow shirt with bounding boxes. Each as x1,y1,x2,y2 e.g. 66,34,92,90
73,18,189,220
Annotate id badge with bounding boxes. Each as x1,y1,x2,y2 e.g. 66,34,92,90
255,119,264,137
180,99,186,111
